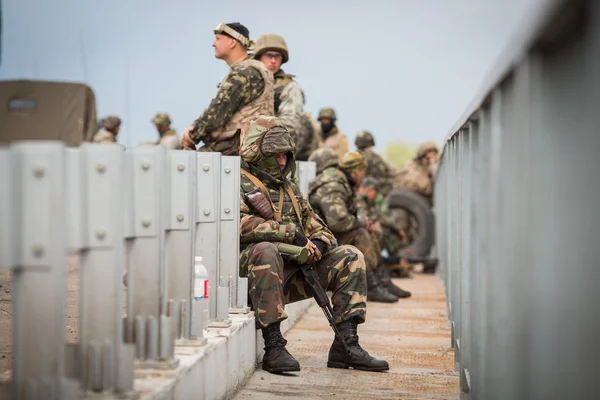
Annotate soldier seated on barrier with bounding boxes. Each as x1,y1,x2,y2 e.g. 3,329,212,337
239,115,389,374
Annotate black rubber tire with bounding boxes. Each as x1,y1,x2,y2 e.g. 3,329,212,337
387,189,435,257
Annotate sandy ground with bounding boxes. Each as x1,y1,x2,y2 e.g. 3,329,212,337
233,274,459,400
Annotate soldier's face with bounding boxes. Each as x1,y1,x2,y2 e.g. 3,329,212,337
352,169,366,186
276,153,288,172
359,186,376,201
259,51,283,73
213,34,234,59
424,151,439,165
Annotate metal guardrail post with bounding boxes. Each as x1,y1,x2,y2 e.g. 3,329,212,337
0,143,78,400
123,146,178,366
164,150,208,345
64,144,135,394
194,153,231,327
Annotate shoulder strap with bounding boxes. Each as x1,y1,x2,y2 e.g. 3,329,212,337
241,168,283,222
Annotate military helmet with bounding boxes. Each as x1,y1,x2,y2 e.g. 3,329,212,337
417,141,439,158
339,151,367,172
101,115,121,131
355,130,375,149
152,112,171,126
317,107,337,121
308,147,339,174
253,33,289,63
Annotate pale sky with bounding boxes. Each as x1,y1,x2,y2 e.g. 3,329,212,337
1,0,541,152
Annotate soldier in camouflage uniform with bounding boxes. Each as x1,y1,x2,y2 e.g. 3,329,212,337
93,116,121,143
308,151,408,302
151,113,183,149
355,130,396,198
181,22,274,155
296,111,320,161
317,107,349,159
394,141,439,205
308,147,339,175
254,33,304,143
239,115,389,374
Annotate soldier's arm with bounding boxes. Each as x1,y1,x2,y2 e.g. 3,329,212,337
190,66,265,143
277,81,304,142
299,195,337,252
239,191,296,244
312,184,360,234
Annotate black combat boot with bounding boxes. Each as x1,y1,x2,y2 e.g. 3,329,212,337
261,322,300,373
327,319,389,371
366,269,399,303
377,263,412,298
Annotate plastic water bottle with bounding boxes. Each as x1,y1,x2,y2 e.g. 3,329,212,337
194,256,209,300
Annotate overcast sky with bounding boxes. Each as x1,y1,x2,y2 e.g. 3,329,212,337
1,0,542,152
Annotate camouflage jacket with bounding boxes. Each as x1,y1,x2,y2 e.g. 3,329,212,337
92,129,117,144
308,167,361,234
394,159,433,200
295,112,320,161
363,148,395,197
319,126,349,160
191,56,265,143
273,69,304,142
240,161,337,251
157,129,183,149
357,193,393,228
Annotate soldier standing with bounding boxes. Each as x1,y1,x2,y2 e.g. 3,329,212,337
181,22,274,155
152,113,183,149
308,151,409,302
93,116,121,143
296,111,320,161
253,33,304,143
316,107,349,159
238,115,389,374
355,130,396,198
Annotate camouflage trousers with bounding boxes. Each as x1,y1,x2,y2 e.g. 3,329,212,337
240,242,367,329
198,132,240,156
336,228,380,272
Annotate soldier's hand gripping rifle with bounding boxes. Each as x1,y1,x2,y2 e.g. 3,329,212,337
273,242,351,354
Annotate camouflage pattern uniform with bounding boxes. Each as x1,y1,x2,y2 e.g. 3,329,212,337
296,112,320,161
317,107,349,159
308,147,339,175
93,116,120,143
152,113,183,150
355,130,396,197
189,56,274,155
239,116,367,328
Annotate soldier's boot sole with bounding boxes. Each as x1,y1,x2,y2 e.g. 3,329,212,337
262,364,301,374
326,360,389,372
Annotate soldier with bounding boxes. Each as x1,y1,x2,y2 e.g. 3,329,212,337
93,116,121,143
239,115,389,374
181,22,274,155
308,151,409,302
308,147,339,175
152,113,183,149
295,111,320,161
317,107,348,159
355,130,396,198
253,33,304,143
395,141,439,205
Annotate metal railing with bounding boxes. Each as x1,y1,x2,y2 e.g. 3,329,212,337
0,141,315,399
435,0,600,399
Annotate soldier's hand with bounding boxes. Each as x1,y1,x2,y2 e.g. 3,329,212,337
182,126,196,150
305,240,322,263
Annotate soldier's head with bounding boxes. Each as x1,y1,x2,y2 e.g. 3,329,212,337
254,33,288,73
213,22,252,64
416,141,439,165
339,151,367,186
101,115,121,135
355,130,375,150
152,113,171,134
359,177,378,202
308,147,339,174
317,107,337,134
240,115,296,178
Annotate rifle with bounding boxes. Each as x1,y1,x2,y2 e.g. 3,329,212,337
273,242,350,354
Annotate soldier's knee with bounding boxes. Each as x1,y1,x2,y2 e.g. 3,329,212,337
336,245,365,268
254,242,279,257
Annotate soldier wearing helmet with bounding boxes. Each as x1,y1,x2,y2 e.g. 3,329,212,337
355,130,396,197
181,22,275,155
309,151,410,302
253,33,304,147
308,147,339,175
93,115,121,144
316,107,349,159
149,113,182,150
394,141,439,204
